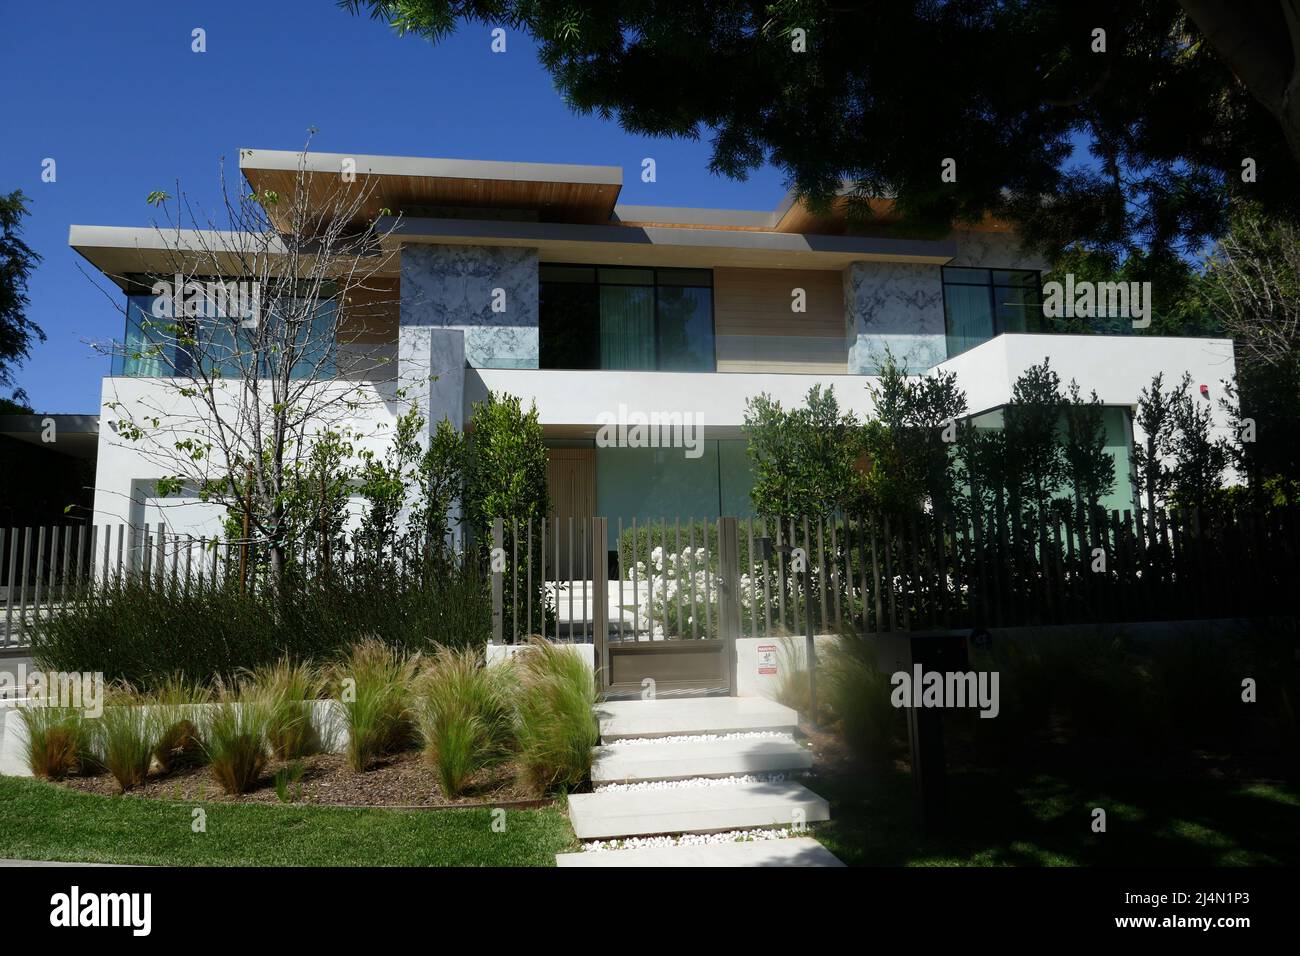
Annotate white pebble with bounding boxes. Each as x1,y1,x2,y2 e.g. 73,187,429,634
582,828,796,853
605,731,795,748
594,771,806,793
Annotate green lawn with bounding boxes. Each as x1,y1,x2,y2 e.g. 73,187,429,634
0,776,578,866
812,767,1300,866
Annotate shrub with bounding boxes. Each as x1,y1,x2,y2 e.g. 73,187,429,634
333,638,418,772
31,561,491,687
93,686,158,792
771,637,827,722
822,627,900,764
413,646,516,797
513,640,598,793
204,686,270,795
247,657,325,760
149,674,210,773
19,706,93,779
274,761,307,803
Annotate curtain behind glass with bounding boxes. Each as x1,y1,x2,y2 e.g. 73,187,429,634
655,286,714,371
944,284,994,357
599,285,655,369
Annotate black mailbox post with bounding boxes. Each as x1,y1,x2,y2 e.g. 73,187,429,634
875,630,970,834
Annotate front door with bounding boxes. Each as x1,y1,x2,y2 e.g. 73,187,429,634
545,448,596,579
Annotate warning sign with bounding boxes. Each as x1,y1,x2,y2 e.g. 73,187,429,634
757,644,777,676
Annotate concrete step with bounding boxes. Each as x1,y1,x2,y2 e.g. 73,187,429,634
567,780,829,840
591,737,812,784
596,697,798,741
555,836,842,867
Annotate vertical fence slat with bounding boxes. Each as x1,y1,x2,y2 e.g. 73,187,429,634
774,518,787,634
526,517,532,639
490,517,503,644
3,529,15,645
760,517,772,638
32,527,46,622
686,520,697,640
616,517,624,643
747,517,757,640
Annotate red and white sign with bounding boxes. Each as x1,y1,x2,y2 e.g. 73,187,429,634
757,644,777,676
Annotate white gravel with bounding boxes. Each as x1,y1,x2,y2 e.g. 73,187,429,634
604,731,796,748
582,827,798,853
594,771,806,793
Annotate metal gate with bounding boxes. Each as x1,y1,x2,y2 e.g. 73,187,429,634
490,516,744,698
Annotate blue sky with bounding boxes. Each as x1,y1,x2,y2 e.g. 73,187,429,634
0,1,788,413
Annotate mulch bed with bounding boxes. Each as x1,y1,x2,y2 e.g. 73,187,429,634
57,750,542,807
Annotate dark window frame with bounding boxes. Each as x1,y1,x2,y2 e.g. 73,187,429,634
538,263,716,372
940,266,1042,358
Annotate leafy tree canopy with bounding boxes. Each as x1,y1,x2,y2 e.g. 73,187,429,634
343,1,1300,261
0,190,44,391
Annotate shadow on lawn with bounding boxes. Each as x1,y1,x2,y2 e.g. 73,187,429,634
810,763,1300,867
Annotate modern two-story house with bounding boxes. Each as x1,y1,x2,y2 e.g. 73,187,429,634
70,149,1237,562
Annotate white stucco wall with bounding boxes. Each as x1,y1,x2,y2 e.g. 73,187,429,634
473,333,1237,434
92,376,406,534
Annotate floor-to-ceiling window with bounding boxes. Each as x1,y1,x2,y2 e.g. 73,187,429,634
539,265,715,371
112,275,337,379
942,267,1042,358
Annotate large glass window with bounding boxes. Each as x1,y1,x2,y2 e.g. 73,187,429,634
539,265,714,371
112,277,336,379
942,267,1042,358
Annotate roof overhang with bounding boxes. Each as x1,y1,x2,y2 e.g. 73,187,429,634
0,414,100,460
381,216,957,268
239,149,624,231
68,225,396,287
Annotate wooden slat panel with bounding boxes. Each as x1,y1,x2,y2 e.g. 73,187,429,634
545,449,595,579
337,278,399,343
713,267,847,373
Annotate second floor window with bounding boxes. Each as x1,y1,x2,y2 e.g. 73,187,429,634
539,265,715,371
113,277,337,380
942,267,1041,358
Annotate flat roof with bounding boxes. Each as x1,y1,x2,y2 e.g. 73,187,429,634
382,216,957,268
68,225,394,286
240,148,624,229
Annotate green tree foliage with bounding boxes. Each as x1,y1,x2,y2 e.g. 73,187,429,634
283,429,354,575
1168,374,1229,514
742,384,863,518
356,408,424,557
411,416,465,558
462,392,549,545
862,352,968,518
1003,360,1067,532
1043,246,1220,338
1061,380,1116,532
342,1,1300,261
1132,371,1230,515
0,190,44,391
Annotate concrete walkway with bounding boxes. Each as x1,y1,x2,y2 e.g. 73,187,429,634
558,697,842,866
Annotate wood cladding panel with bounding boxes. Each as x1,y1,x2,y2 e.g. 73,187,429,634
250,169,619,230
713,267,847,373
338,278,399,344
545,448,596,578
